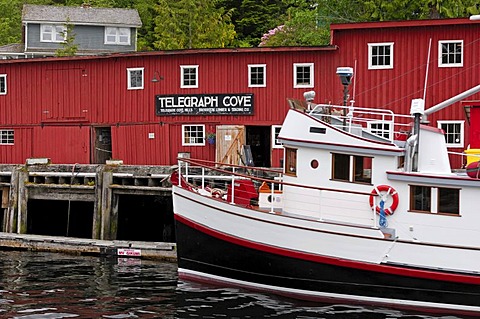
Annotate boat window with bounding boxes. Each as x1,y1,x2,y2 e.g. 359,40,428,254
309,127,326,134
353,156,372,184
332,153,372,184
285,147,297,176
332,153,350,181
410,185,431,212
438,188,460,215
410,185,460,215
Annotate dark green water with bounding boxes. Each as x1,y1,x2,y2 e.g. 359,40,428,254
0,251,467,318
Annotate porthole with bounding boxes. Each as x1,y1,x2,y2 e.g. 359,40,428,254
311,159,319,169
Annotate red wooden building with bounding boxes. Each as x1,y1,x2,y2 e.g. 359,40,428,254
0,17,479,168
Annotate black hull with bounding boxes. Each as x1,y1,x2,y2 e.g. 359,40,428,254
175,218,480,313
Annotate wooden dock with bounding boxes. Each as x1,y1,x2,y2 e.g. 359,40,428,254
0,232,177,261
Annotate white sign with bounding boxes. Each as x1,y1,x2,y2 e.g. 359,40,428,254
117,248,142,257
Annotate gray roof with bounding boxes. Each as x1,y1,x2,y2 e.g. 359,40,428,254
22,4,142,27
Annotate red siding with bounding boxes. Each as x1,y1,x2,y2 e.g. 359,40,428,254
0,19,478,168
32,126,90,164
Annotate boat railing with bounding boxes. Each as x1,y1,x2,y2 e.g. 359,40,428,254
175,158,383,229
309,104,413,142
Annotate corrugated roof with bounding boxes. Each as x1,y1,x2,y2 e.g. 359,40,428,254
22,4,142,27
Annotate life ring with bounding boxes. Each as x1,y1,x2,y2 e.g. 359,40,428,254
369,185,399,215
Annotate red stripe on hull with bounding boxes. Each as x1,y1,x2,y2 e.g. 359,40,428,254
175,213,480,285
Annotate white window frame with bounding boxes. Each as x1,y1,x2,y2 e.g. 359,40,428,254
0,130,14,145
127,67,144,90
105,27,131,45
248,64,266,87
40,24,66,43
438,40,463,68
437,120,464,148
293,63,314,88
181,65,199,88
0,74,6,95
182,124,205,146
368,121,393,140
368,42,394,70
272,125,283,149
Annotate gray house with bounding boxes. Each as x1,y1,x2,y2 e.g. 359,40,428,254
0,4,142,58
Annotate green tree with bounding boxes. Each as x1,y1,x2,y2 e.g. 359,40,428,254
56,19,78,56
153,0,236,50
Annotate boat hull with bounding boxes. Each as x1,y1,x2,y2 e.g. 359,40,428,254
174,206,480,315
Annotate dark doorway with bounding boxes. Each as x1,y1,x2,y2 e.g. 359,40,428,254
94,127,112,164
246,126,271,167
28,200,94,238
116,195,175,242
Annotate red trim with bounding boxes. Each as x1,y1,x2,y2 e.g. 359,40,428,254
175,214,480,285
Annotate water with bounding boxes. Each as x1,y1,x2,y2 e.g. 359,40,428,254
0,251,468,319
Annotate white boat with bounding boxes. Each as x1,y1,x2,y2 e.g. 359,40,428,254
171,82,480,315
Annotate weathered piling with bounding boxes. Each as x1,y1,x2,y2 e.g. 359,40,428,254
0,160,176,259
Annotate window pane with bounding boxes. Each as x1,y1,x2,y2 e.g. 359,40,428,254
438,188,459,214
296,66,311,85
285,148,297,176
0,76,6,94
129,70,143,88
410,185,431,212
353,156,372,184
183,68,197,86
332,153,349,181
0,130,14,144
183,125,204,145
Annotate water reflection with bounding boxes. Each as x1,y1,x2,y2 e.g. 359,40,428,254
0,251,469,319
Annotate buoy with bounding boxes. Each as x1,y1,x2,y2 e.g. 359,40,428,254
466,161,480,179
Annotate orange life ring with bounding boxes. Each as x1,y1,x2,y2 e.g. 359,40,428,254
369,185,399,215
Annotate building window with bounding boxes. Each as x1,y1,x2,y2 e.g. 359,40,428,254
410,185,460,215
294,63,314,88
368,121,392,139
368,42,393,69
0,130,14,145
41,24,66,43
285,147,297,176
272,125,282,149
181,65,199,88
332,153,372,184
248,64,266,87
439,40,463,67
127,68,144,90
0,74,6,95
437,120,464,148
105,27,130,45
182,125,205,146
